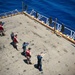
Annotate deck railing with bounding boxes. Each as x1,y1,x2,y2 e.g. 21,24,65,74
25,9,75,40
0,9,19,18
0,9,75,40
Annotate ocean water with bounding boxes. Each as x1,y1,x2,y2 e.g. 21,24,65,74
0,0,75,31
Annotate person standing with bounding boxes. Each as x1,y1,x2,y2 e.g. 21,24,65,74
26,48,32,64
61,23,64,33
48,17,52,25
11,32,14,41
37,54,43,71
22,42,29,56
0,25,5,36
13,34,18,50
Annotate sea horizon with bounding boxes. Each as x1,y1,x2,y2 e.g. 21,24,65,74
0,0,75,31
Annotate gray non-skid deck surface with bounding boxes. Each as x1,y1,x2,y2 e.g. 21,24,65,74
0,14,75,75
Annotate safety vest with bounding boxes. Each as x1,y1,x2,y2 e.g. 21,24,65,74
0,25,4,31
26,50,31,56
13,37,18,43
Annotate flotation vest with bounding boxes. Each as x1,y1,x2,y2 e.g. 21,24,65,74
13,37,18,43
0,25,4,31
26,50,31,56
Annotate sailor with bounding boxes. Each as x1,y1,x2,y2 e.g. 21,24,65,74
0,25,5,36
13,34,19,50
26,48,32,64
22,42,29,56
37,53,43,71
11,32,14,41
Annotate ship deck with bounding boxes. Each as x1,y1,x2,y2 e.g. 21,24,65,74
0,14,75,75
